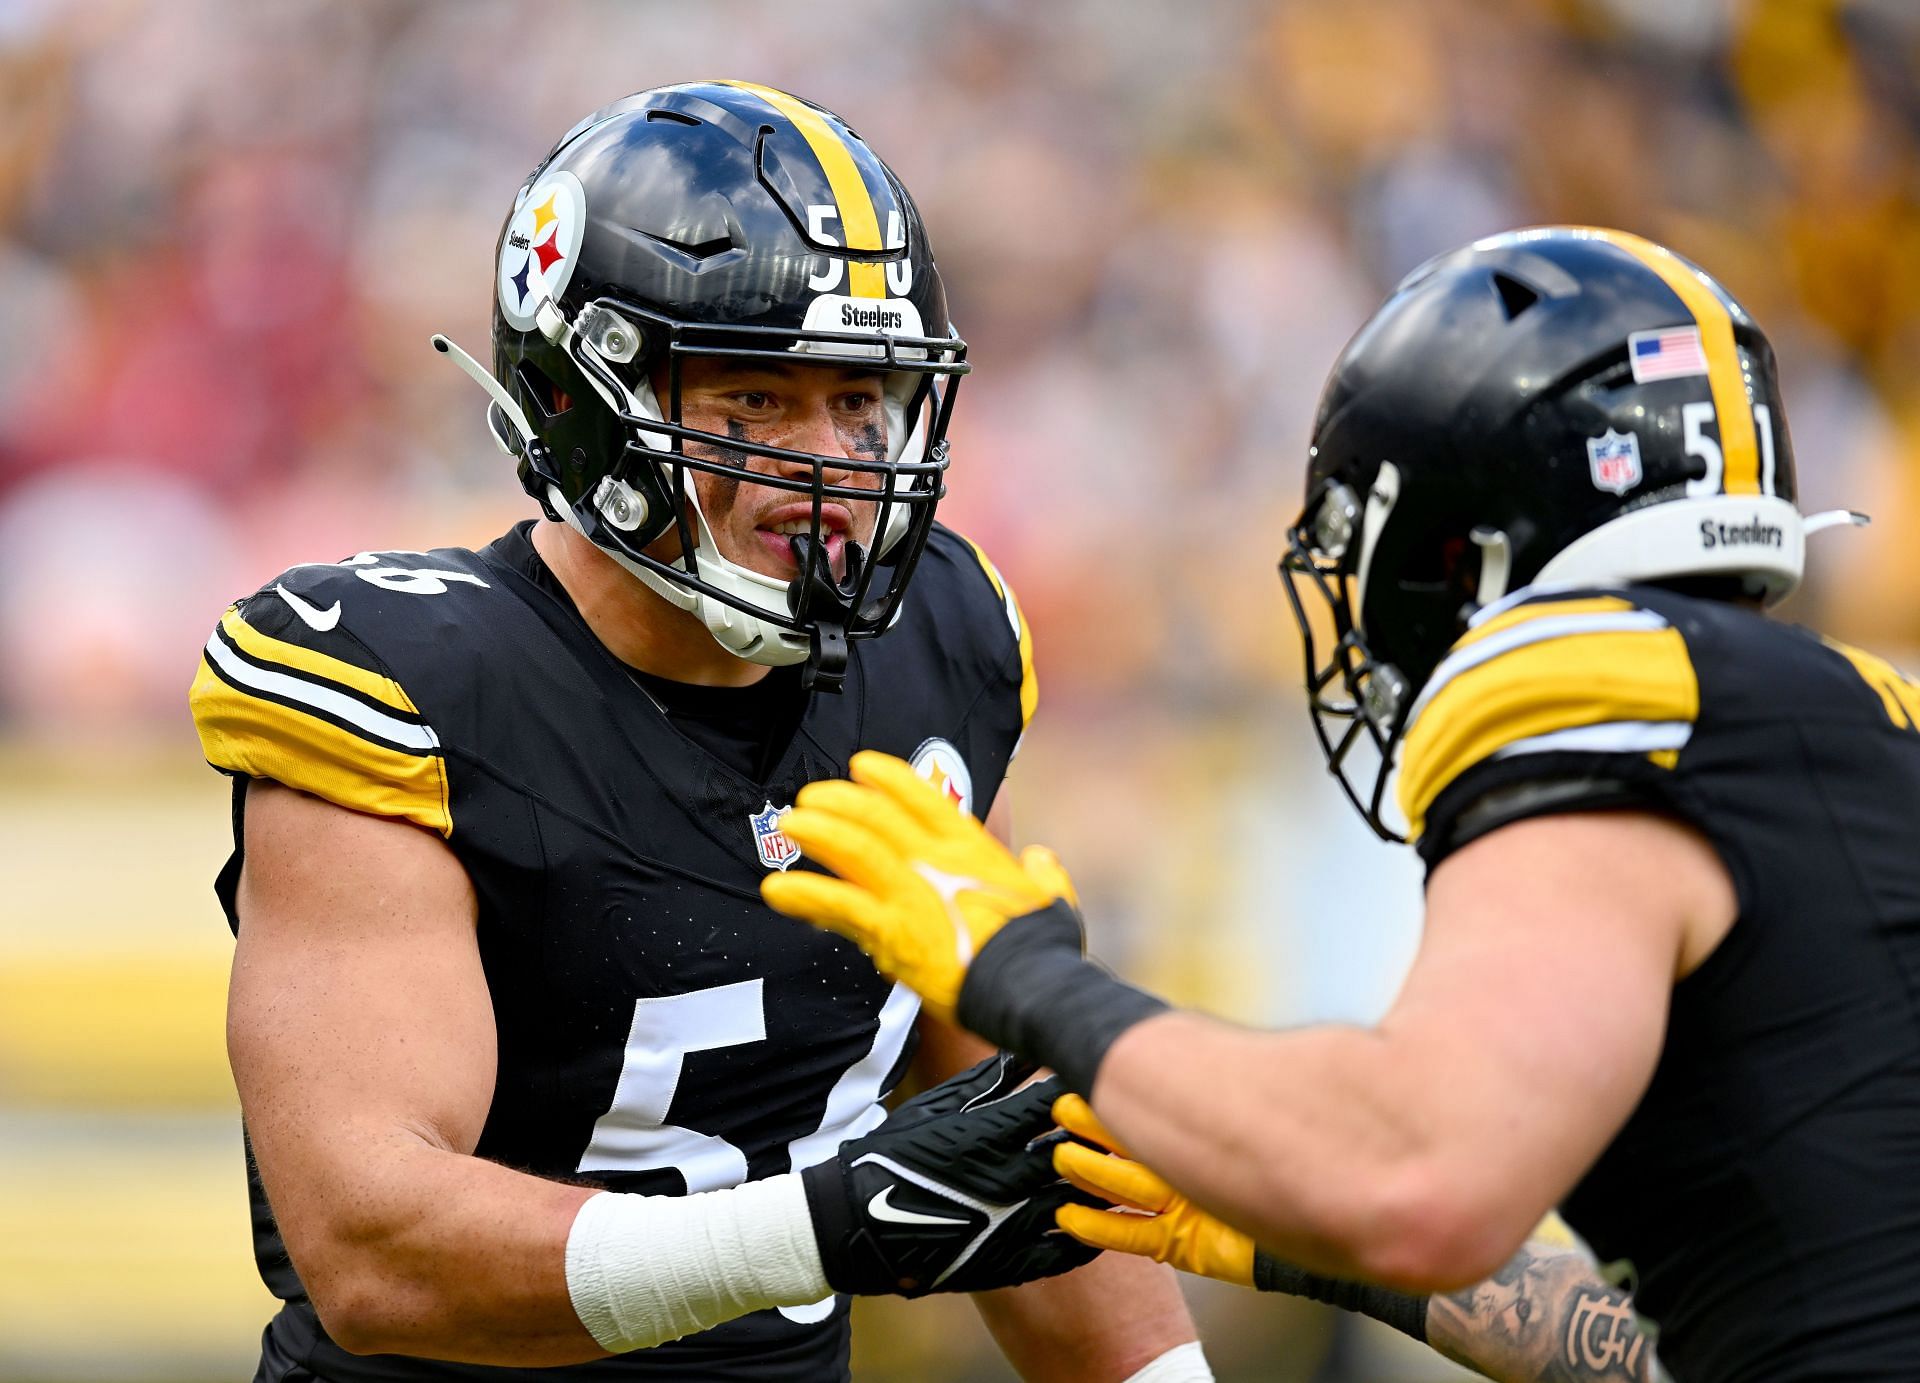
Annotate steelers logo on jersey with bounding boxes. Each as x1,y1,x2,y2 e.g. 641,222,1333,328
498,169,587,331
909,736,973,817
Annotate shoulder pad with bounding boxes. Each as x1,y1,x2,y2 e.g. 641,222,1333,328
936,527,1038,731
1822,636,1920,731
1398,588,1699,841
188,557,466,835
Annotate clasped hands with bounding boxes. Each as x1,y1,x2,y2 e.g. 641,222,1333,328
761,750,1256,1286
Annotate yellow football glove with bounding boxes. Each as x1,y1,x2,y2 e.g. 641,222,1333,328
760,751,1079,1023
1049,1093,1256,1287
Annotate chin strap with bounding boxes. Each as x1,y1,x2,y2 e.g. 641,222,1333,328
1470,525,1512,606
800,624,849,695
790,533,873,694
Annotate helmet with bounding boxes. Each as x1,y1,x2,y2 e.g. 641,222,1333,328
434,80,967,691
1280,226,1860,838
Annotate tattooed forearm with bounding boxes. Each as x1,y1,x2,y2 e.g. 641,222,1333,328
1425,1241,1655,1383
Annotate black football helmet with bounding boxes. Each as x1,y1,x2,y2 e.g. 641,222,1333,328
434,81,967,691
1281,226,1863,838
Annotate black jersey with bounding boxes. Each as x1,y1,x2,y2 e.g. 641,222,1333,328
1403,583,1920,1383
189,521,1037,1382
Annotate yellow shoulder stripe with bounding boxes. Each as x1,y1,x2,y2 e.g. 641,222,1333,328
1012,600,1038,731
715,79,885,299
1825,637,1920,731
1399,625,1698,838
190,656,452,837
964,538,1039,730
221,606,418,715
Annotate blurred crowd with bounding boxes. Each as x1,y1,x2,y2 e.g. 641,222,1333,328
3,0,1919,740
3,1,1919,1379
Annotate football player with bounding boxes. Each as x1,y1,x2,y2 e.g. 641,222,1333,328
763,227,1920,1382
190,83,1209,1381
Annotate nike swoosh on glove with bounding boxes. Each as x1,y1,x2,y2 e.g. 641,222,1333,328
802,1051,1102,1296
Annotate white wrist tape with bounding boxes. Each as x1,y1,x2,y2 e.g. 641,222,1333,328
1121,1340,1215,1383
564,1173,832,1355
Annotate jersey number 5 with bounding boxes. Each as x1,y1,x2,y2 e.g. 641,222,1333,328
576,978,919,1323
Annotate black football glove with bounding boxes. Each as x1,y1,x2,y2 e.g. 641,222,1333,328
801,1051,1101,1296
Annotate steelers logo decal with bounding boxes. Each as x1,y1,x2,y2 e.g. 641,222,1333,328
909,737,973,818
498,170,587,331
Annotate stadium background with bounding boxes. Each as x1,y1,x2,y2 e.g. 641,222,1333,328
3,0,1918,1378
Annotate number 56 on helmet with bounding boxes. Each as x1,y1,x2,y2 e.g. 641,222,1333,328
435,81,968,690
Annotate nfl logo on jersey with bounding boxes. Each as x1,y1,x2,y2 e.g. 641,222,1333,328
750,801,801,871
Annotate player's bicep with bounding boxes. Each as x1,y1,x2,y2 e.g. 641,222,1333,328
228,781,491,1239
1383,810,1721,1238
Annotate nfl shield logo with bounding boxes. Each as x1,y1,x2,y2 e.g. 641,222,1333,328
1586,428,1643,496
750,801,800,871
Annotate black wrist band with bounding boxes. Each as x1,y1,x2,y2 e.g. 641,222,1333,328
799,1160,857,1291
1252,1252,1429,1343
803,1158,903,1295
956,900,1169,1094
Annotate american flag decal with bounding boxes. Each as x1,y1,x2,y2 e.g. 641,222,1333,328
1627,327,1708,383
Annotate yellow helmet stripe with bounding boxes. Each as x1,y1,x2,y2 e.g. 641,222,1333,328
716,80,886,299
1585,228,1760,495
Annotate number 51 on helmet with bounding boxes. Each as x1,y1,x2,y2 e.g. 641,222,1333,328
1282,226,1866,838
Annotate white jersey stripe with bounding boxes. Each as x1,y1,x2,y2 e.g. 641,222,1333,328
1465,581,1590,629
1490,719,1694,761
1408,610,1672,730
203,631,441,752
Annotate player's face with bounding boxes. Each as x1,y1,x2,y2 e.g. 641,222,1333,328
654,358,890,583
